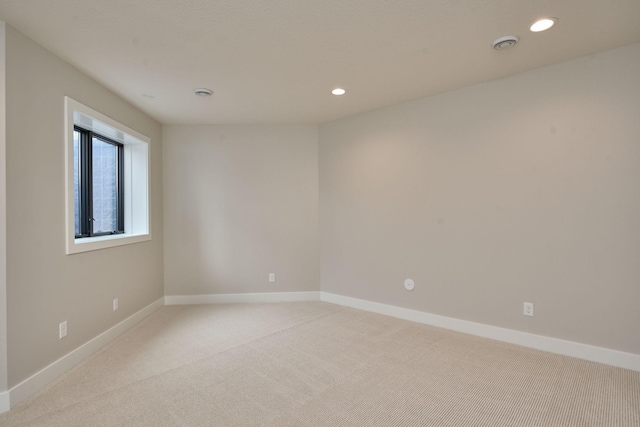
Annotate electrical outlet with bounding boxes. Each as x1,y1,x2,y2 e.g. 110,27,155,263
113,298,119,311
523,302,534,317
268,273,276,283
59,321,68,339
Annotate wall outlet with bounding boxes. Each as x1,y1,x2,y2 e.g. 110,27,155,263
59,321,68,339
268,273,276,283
113,298,119,311
523,302,534,317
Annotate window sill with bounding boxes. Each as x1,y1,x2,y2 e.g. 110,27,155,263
67,232,151,254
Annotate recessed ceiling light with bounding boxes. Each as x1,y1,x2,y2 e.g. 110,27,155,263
331,88,346,96
530,18,557,32
194,88,213,97
492,35,519,50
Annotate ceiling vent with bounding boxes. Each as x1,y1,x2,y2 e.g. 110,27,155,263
194,88,213,97
492,35,519,50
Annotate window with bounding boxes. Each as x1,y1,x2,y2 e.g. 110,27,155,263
74,126,124,238
65,97,150,254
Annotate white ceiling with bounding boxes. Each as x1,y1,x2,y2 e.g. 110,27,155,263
1,0,639,125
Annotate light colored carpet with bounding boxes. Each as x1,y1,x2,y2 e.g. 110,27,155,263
1,302,638,426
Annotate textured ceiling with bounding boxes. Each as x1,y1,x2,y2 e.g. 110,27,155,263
1,0,639,125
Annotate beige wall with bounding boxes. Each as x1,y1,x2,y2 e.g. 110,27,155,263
319,43,640,355
5,26,164,387
0,22,8,393
163,125,319,295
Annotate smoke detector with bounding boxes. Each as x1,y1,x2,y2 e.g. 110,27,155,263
194,88,213,97
492,35,519,50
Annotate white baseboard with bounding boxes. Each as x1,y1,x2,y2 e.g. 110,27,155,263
164,291,321,305
6,297,164,411
0,391,9,413
320,292,640,372
3,291,636,415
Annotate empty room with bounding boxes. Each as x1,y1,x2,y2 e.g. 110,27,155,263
0,0,639,425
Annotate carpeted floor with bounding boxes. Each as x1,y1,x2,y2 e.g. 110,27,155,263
1,302,638,426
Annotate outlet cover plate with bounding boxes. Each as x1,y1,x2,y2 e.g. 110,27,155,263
523,302,534,317
59,321,68,339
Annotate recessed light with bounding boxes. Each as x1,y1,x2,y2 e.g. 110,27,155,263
331,88,346,96
194,88,213,97
530,18,557,32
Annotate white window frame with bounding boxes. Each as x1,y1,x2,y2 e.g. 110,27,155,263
64,97,151,254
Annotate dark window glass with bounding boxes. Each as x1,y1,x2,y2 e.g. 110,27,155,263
92,137,118,234
74,126,124,238
73,130,81,236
